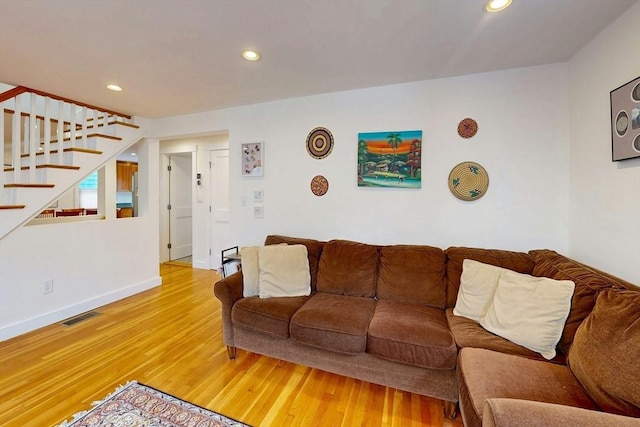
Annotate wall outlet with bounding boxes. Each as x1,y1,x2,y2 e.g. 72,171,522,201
43,279,53,294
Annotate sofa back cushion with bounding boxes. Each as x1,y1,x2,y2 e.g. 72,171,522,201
568,289,640,417
265,235,324,292
529,249,630,355
445,247,535,308
377,245,446,308
317,240,379,297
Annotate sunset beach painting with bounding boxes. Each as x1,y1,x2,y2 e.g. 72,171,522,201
357,130,422,188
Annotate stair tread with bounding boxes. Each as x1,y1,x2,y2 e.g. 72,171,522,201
0,205,26,210
4,183,55,188
21,147,103,158
47,133,122,144
4,164,81,172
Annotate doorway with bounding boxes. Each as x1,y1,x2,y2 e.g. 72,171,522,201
168,153,193,261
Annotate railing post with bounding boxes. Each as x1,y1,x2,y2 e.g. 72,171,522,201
70,102,76,149
81,106,88,149
57,100,64,165
29,93,37,182
44,97,51,165
12,95,21,183
0,106,4,198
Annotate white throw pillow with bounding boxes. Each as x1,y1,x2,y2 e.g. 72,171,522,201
479,270,575,360
240,246,260,297
453,259,509,322
258,245,311,299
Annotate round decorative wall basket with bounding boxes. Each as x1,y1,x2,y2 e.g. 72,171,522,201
448,161,489,201
457,118,478,139
306,127,334,159
310,175,329,196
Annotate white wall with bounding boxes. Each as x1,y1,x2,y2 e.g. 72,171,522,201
0,138,161,341
152,63,571,254
568,1,640,284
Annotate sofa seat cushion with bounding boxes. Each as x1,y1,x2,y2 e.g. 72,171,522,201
445,309,565,364
232,295,311,338
457,348,598,427
290,292,375,354
367,300,456,370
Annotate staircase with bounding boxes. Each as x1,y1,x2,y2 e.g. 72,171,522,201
1,86,147,239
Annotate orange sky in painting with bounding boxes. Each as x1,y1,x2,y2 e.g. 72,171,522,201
366,140,412,154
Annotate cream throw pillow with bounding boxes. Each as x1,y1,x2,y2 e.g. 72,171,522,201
258,244,311,298
241,244,289,297
240,246,261,297
480,270,575,360
453,259,508,321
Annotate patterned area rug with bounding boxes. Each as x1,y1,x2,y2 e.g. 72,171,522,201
56,381,250,427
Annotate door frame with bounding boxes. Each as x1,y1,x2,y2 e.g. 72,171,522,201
158,134,230,269
159,151,196,263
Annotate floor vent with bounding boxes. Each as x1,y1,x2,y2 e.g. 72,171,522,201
61,311,101,326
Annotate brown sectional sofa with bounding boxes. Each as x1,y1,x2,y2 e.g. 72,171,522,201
213,235,640,425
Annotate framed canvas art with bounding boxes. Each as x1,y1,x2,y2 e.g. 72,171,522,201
611,77,640,161
242,142,264,176
357,130,422,188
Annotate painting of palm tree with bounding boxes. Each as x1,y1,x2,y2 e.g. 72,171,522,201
357,130,422,188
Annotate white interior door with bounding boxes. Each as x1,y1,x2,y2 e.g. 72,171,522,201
210,149,230,268
169,154,192,260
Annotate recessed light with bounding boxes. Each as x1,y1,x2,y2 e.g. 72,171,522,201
242,50,260,61
131,152,136,156
107,84,123,91
484,0,512,12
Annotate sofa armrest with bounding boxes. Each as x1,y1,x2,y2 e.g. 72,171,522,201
483,398,640,427
213,271,244,347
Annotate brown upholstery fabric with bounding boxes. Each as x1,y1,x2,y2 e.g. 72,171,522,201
290,292,375,354
213,272,245,346
368,300,456,370
445,247,535,308
265,235,325,292
377,245,447,308
458,348,598,427
530,249,630,354
316,240,379,297
232,295,311,338
445,309,566,364
483,398,640,427
568,290,640,417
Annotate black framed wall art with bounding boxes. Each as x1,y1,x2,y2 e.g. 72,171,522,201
610,76,640,161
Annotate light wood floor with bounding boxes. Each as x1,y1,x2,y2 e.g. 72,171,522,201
0,264,463,427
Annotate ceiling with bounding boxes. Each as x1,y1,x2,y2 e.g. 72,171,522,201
0,0,635,119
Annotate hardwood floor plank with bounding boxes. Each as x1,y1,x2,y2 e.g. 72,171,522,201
0,264,463,426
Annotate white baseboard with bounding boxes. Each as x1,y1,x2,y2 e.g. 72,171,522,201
0,276,162,342
192,259,211,270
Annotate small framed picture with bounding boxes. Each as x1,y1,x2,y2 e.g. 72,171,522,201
242,141,264,176
253,189,263,203
253,206,264,218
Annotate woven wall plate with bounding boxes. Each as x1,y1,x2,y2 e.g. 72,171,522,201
458,118,478,139
306,127,334,159
448,162,489,201
310,175,329,196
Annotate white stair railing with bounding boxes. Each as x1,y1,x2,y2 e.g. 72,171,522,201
1,86,133,204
